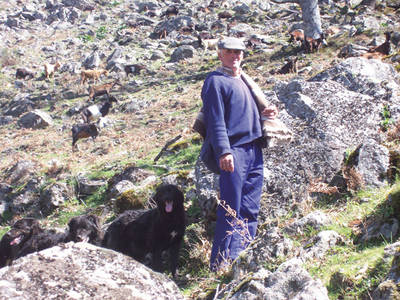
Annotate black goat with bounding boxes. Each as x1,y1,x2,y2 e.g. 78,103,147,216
276,57,298,74
71,123,99,148
124,64,147,77
81,95,118,123
367,31,391,55
16,68,35,80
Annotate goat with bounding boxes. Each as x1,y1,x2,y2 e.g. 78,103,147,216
81,95,118,123
360,51,386,60
71,123,99,148
367,31,391,55
218,11,232,19
44,61,61,79
289,29,304,44
304,33,327,53
275,57,298,74
124,64,147,77
197,35,219,51
246,37,263,50
16,68,35,80
88,80,121,101
80,68,108,85
161,5,179,18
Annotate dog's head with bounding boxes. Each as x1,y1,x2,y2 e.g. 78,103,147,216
0,218,41,267
10,218,42,242
153,184,184,215
67,214,102,244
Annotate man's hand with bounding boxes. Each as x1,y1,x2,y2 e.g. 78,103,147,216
219,153,234,172
262,106,278,119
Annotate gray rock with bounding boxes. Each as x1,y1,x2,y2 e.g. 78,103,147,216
9,178,42,215
77,177,107,195
170,45,195,62
5,160,37,185
310,57,400,101
337,43,369,58
302,230,344,259
18,109,54,129
285,211,329,235
40,182,73,215
233,227,296,277
357,218,399,244
0,116,13,126
356,139,390,187
372,244,400,299
229,259,329,300
4,93,36,117
82,51,101,69
194,158,219,221
62,0,95,11
150,50,166,60
0,242,185,300
259,58,400,220
153,16,194,38
107,179,135,200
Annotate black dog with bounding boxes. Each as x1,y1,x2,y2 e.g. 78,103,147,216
16,228,69,259
16,214,103,260
0,218,42,268
102,184,186,277
67,214,103,246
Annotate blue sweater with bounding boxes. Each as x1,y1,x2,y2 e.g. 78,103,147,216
201,71,262,159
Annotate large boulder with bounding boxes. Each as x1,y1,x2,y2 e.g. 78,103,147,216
18,109,54,129
0,242,185,300
227,259,329,300
262,57,399,220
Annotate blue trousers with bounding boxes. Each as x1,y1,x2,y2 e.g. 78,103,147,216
210,141,263,271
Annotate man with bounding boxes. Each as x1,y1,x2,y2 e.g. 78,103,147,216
200,37,278,271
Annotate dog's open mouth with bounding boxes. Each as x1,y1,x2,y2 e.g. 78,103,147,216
165,200,173,213
10,235,23,246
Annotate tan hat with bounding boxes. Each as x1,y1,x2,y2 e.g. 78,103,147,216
218,37,246,50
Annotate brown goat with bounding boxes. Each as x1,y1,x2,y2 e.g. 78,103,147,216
367,31,391,55
80,69,108,85
44,61,60,79
360,51,386,60
88,80,121,101
289,29,304,44
304,33,327,53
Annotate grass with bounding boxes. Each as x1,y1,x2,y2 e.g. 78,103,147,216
308,244,389,299
302,182,400,299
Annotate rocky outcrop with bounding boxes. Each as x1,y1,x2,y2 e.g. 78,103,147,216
219,259,329,300
0,242,184,300
262,57,399,219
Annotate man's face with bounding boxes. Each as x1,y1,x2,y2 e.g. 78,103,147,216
218,48,243,70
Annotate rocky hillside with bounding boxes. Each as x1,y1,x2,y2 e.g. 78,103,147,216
1,0,400,299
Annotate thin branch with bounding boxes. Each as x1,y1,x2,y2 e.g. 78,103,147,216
153,134,182,162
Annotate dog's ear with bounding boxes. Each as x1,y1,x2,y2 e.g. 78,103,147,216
67,218,76,230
